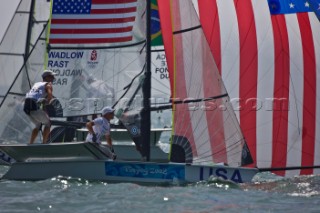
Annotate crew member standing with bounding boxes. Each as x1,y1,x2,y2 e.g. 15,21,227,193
23,70,57,144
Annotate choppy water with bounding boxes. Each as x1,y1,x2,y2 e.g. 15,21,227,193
1,166,320,213
1,114,319,212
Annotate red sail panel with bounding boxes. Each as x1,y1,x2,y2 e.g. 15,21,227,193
234,0,258,165
198,0,221,73
271,14,290,177
158,0,175,97
297,13,316,175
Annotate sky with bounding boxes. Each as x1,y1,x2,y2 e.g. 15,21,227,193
0,0,20,40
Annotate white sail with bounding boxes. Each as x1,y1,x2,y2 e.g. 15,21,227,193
0,0,50,103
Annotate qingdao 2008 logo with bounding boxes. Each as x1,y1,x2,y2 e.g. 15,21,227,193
87,49,99,69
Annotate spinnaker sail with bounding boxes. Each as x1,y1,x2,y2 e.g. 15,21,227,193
194,0,320,177
158,0,253,167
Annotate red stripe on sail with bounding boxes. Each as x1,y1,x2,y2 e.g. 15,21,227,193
158,0,197,156
198,0,221,73
198,0,226,163
271,15,290,176
235,0,258,164
172,0,197,156
91,7,137,14
298,13,316,175
92,0,137,4
51,17,136,24
49,37,132,44
50,26,133,34
158,0,174,95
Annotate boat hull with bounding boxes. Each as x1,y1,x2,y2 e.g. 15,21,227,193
0,142,258,184
1,160,258,184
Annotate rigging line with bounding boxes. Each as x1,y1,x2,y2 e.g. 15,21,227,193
32,20,49,24
173,25,202,35
0,53,24,56
151,49,165,52
172,94,229,104
112,64,145,108
7,92,25,97
258,165,320,172
0,66,24,108
152,94,228,110
124,82,142,109
48,40,146,51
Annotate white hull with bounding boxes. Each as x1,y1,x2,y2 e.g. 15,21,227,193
2,161,258,184
0,142,258,184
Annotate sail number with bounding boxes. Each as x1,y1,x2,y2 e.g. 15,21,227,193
215,168,243,183
200,167,243,183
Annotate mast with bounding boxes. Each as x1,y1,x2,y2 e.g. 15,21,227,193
24,0,36,62
141,0,152,161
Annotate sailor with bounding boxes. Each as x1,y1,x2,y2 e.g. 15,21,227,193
85,106,117,160
23,70,57,144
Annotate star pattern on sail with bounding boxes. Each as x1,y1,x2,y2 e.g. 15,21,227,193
268,0,314,14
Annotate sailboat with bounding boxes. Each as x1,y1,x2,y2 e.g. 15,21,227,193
0,0,260,184
0,0,171,162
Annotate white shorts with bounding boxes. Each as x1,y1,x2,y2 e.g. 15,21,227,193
28,110,51,128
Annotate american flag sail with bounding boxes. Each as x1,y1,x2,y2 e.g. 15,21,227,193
193,0,320,176
49,0,138,44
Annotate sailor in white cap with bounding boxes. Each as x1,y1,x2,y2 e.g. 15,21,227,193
85,106,116,160
23,70,57,144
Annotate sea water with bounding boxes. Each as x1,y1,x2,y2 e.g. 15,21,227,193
1,113,320,212
1,165,320,213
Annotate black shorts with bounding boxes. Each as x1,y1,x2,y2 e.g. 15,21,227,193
23,98,38,115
